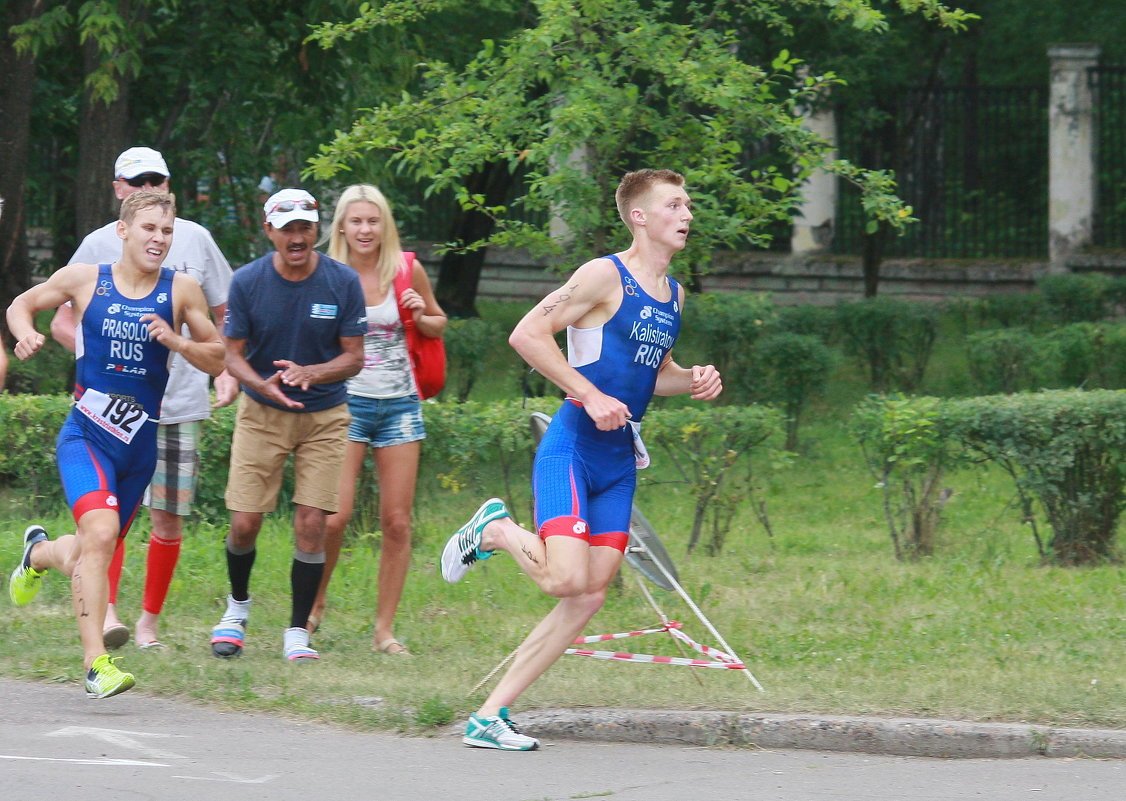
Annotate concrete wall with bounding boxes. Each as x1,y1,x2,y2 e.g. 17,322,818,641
409,242,1058,306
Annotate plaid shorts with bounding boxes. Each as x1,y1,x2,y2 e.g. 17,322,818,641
144,421,201,515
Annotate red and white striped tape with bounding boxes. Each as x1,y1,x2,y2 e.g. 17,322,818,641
565,621,745,670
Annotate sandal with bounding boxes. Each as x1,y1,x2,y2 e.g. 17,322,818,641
103,623,130,650
373,637,412,656
306,613,321,635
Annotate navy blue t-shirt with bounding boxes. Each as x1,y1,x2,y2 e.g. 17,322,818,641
226,252,366,412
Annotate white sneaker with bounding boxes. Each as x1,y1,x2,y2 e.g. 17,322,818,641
440,498,509,583
463,707,540,751
283,627,319,661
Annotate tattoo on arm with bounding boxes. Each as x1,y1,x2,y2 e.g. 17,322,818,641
541,283,579,316
520,544,541,565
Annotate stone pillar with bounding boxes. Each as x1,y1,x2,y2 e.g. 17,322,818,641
791,93,838,255
1048,44,1100,269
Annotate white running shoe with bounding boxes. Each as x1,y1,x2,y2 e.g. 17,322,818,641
440,498,509,583
463,707,540,751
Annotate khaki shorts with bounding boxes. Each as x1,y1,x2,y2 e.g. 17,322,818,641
225,395,350,514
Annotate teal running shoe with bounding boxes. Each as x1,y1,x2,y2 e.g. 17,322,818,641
463,707,540,751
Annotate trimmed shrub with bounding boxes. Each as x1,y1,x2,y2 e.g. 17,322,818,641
1091,323,1126,389
766,303,838,343
1037,272,1117,324
681,293,775,402
421,397,557,504
970,291,1047,331
964,327,1044,394
4,312,73,396
749,332,836,450
851,395,956,559
942,389,1126,565
1043,323,1098,388
642,404,783,555
0,393,72,513
835,297,938,392
196,402,239,524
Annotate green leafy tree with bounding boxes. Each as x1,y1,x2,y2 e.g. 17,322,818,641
308,0,974,314
0,0,47,328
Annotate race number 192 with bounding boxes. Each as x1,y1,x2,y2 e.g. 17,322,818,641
76,388,149,444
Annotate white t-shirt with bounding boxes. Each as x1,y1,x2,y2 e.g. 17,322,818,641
69,218,232,423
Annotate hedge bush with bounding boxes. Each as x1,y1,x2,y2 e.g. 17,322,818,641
1036,272,1119,324
0,393,72,514
851,395,957,560
681,292,775,403
642,403,783,555
942,389,1126,565
835,297,938,393
964,327,1044,394
748,332,836,450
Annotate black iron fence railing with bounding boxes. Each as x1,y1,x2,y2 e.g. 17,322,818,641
834,85,1049,259
1092,65,1126,249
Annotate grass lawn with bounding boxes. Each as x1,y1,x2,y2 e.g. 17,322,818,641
1,301,1124,733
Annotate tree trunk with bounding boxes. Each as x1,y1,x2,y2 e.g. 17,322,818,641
435,162,515,318
74,36,132,240
0,0,43,336
861,221,888,298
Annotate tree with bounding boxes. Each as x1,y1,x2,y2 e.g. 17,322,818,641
308,0,973,314
9,1,415,271
0,0,45,333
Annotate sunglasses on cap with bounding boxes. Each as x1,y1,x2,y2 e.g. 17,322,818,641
121,172,168,188
268,199,318,214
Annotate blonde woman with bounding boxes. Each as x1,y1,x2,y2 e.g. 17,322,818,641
311,184,447,653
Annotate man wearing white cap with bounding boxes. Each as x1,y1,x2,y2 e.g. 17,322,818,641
51,146,237,650
210,188,364,662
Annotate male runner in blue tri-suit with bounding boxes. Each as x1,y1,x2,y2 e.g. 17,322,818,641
6,191,225,698
440,169,723,750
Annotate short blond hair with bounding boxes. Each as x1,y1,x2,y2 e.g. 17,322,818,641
120,190,176,224
615,169,685,227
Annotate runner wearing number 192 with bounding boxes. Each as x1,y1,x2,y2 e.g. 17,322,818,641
5,191,224,699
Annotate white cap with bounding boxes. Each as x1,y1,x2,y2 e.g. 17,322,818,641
264,188,320,228
114,147,170,179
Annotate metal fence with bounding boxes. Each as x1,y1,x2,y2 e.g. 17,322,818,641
834,85,1049,259
1092,66,1126,248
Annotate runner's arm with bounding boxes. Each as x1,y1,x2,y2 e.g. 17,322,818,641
143,274,224,377
509,258,631,431
653,287,722,400
6,264,95,360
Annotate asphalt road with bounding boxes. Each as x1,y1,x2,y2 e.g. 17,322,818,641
0,678,1121,801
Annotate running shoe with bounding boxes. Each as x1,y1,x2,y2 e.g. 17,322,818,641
211,596,250,658
463,707,540,751
9,524,49,606
283,627,319,661
85,654,136,699
440,498,509,583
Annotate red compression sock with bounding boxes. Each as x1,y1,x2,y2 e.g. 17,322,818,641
142,534,181,615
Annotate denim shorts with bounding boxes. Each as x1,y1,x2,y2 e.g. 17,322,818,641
346,393,426,448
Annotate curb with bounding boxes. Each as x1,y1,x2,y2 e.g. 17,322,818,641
515,709,1126,759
